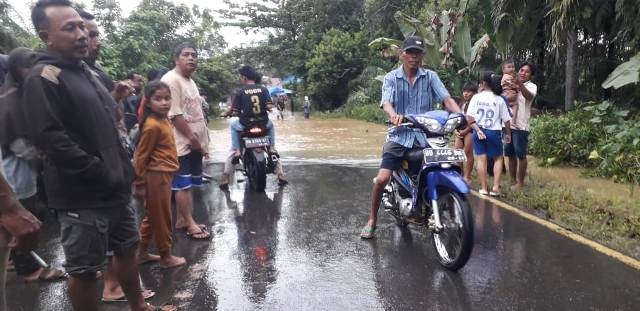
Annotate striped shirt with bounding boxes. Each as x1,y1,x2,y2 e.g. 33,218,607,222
381,66,450,148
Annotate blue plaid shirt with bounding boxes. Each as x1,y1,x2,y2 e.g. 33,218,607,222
381,66,450,148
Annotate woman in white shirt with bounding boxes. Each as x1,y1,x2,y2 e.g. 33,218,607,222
467,72,512,196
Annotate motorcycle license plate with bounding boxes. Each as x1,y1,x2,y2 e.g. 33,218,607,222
243,137,270,148
423,148,466,163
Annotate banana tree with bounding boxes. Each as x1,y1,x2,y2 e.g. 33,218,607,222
367,0,490,91
602,52,640,90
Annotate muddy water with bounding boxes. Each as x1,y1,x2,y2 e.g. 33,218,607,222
208,113,636,204
208,113,387,165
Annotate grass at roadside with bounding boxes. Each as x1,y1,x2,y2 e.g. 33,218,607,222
490,176,640,260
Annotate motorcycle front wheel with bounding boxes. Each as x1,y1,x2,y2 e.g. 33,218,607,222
430,189,474,271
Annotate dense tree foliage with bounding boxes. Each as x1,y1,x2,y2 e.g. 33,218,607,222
1,0,639,109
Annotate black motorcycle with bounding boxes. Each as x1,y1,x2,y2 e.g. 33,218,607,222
239,123,279,192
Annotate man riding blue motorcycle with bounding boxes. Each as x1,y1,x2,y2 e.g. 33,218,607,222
360,36,465,239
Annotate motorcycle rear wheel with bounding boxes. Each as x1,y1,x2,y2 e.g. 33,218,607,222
430,189,474,271
245,151,267,192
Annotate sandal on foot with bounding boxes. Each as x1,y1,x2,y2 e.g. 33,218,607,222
148,303,177,311
102,289,155,303
360,225,376,239
185,228,211,240
489,190,502,197
24,267,68,282
478,189,489,195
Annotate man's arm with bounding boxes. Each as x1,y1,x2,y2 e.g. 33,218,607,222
380,74,402,125
110,79,135,103
517,79,534,101
443,96,462,113
0,174,41,252
172,116,201,151
381,101,403,125
23,68,105,181
429,72,461,114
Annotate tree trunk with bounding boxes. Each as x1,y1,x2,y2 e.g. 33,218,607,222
564,30,577,111
603,40,616,100
534,16,546,97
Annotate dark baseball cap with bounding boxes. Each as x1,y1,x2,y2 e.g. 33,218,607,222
402,36,425,52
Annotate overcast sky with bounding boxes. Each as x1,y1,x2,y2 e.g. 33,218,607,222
7,0,267,49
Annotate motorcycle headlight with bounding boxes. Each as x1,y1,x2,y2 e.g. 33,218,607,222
443,115,464,133
415,116,443,134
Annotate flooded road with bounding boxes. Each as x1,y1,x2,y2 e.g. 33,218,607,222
6,114,640,310
208,114,387,165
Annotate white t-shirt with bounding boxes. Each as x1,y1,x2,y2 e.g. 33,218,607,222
162,69,210,157
467,90,512,131
512,81,537,131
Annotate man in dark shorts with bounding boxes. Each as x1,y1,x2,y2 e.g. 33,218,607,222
23,1,171,310
360,36,462,239
161,42,211,240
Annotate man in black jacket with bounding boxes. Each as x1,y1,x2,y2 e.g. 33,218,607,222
23,1,169,310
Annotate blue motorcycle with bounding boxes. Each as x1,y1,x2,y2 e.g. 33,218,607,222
382,111,473,271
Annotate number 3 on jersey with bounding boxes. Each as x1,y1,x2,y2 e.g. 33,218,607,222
251,95,261,114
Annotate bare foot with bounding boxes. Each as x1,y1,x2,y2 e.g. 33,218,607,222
137,252,161,265
160,255,186,269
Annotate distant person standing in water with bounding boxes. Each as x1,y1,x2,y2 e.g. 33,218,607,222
303,96,311,119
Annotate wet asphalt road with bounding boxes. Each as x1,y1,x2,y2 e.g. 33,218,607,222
6,163,640,310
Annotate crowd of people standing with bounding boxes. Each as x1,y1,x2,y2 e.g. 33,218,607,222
0,0,235,309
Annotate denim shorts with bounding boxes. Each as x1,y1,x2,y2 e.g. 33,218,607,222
504,130,529,159
473,129,503,158
172,151,203,190
58,204,139,278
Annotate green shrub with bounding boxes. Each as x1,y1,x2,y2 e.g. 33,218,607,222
335,90,386,124
530,101,639,184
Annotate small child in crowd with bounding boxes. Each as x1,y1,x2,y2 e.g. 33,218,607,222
501,59,519,127
134,81,186,268
467,72,512,196
454,82,478,184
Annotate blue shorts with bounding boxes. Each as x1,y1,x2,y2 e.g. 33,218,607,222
473,129,503,158
504,130,529,159
172,151,203,190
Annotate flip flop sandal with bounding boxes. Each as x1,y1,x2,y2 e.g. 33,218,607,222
102,289,156,303
489,191,502,197
360,226,376,239
148,303,178,311
25,267,68,282
478,189,489,195
186,228,211,240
